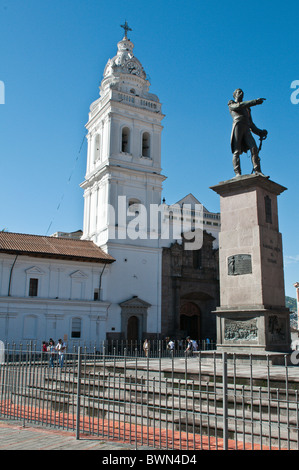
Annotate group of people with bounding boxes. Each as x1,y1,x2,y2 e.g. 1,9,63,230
42,338,67,368
142,337,201,358
166,337,199,357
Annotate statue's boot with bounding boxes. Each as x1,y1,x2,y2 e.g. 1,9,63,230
251,148,269,178
232,152,241,177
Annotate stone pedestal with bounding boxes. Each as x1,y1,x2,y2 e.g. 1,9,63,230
210,175,291,353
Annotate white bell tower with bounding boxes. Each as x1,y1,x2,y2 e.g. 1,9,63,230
81,24,166,340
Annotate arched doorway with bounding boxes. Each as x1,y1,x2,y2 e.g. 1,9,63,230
180,302,201,339
127,315,139,342
120,296,151,341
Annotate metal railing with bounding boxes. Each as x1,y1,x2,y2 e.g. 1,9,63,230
2,339,216,357
1,347,299,450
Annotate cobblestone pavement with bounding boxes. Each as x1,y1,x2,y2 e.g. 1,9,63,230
0,419,151,450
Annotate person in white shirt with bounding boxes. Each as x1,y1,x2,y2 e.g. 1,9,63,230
143,339,149,358
56,338,66,368
167,339,175,357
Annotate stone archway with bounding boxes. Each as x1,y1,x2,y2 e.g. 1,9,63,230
180,302,201,338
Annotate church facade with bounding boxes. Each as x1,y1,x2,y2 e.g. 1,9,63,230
0,28,219,347
0,232,115,347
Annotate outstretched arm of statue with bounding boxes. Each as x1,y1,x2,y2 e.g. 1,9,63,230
228,98,265,111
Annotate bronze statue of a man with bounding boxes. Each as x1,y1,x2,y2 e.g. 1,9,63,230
228,89,268,177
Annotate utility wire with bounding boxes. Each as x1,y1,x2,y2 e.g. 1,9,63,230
45,135,86,236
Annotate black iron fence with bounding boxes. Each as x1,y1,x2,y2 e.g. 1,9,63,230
1,347,299,450
2,339,216,359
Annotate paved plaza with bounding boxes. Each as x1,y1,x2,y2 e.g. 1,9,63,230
1,355,298,451
0,419,147,450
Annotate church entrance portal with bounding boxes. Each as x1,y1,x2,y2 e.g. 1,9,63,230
120,297,151,341
180,302,200,338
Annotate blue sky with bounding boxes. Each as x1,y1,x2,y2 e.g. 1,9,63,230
0,0,298,298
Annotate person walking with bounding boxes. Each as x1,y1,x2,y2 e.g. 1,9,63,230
167,339,175,357
185,337,193,357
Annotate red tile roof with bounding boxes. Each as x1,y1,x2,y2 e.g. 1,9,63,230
0,232,115,264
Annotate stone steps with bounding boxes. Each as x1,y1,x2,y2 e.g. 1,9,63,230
7,363,298,449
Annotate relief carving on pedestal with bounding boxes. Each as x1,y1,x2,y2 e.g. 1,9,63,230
268,315,286,343
224,317,258,341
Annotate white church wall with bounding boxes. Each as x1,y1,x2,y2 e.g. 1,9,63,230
0,253,111,345
0,254,104,301
104,244,162,337
0,296,110,346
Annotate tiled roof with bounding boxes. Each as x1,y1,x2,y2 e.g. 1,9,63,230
0,232,115,264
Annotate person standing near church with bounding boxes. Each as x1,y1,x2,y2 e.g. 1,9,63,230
143,339,149,358
56,338,66,368
47,339,55,368
167,339,175,357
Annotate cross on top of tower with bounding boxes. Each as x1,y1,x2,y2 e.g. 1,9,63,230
120,20,132,39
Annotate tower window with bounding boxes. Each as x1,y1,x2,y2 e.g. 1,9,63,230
94,134,101,162
128,198,141,215
29,278,38,297
142,132,150,157
122,127,130,153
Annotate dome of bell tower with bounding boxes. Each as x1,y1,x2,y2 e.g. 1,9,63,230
99,22,155,99
103,36,146,81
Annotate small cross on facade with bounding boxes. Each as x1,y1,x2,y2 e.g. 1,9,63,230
120,20,132,39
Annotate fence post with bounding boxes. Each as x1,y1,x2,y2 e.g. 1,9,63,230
222,351,228,450
0,341,4,364
76,347,82,440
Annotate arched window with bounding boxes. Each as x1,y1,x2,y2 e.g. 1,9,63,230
122,127,130,153
71,317,82,338
142,132,150,157
128,198,141,215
